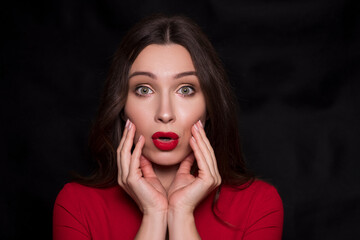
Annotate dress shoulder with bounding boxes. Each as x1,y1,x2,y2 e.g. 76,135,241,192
55,182,87,203
215,180,283,239
53,182,142,240
53,183,95,240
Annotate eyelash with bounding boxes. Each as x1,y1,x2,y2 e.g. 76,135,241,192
134,85,195,97
135,86,154,96
177,86,195,96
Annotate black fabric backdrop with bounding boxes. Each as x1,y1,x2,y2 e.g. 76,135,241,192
2,0,360,239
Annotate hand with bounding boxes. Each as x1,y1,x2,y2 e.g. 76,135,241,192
167,120,221,214
117,120,168,215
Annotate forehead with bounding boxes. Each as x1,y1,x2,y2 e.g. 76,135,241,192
130,44,196,74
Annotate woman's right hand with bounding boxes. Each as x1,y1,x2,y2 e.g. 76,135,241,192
117,119,168,215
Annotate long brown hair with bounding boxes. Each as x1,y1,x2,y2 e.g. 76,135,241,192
76,14,254,190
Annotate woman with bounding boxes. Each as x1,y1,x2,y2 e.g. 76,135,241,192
53,15,283,240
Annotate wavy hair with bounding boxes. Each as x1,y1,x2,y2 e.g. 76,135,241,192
76,14,254,194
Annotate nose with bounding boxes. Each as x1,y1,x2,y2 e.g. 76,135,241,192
155,93,175,123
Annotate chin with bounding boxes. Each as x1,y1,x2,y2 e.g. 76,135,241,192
142,147,191,167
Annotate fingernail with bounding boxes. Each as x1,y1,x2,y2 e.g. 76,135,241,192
128,120,132,130
125,119,129,129
198,120,203,128
138,135,143,142
194,123,199,131
192,136,196,142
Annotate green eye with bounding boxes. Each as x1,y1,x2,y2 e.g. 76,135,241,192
178,86,194,96
136,86,153,96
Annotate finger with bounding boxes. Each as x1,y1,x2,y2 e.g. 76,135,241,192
197,120,216,162
117,119,130,186
192,123,216,177
120,121,136,184
121,120,136,154
140,155,157,178
117,119,130,169
129,134,145,177
176,153,195,175
189,135,210,175
196,121,221,184
118,119,130,153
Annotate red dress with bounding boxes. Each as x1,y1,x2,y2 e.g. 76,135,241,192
53,180,283,239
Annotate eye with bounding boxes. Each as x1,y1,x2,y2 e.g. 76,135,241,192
177,86,195,96
135,86,154,96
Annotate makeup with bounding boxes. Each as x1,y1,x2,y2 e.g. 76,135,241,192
152,132,179,151
125,44,207,166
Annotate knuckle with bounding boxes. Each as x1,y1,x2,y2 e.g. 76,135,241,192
116,146,121,154
204,178,215,187
212,179,218,188
120,149,127,156
122,176,127,185
126,175,135,187
117,177,123,186
216,178,222,187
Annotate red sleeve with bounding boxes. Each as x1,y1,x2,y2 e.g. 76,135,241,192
53,183,91,240
242,183,284,240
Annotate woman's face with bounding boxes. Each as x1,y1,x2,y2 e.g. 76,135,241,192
124,44,207,166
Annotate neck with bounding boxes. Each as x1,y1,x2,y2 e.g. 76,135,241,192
153,163,179,191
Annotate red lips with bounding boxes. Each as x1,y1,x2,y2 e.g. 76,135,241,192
152,132,179,151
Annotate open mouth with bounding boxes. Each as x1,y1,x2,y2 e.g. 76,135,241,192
152,132,179,151
158,137,172,142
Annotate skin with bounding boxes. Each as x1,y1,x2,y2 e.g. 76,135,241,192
125,44,207,169
117,44,221,239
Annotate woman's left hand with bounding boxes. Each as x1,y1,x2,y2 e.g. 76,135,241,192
167,120,221,214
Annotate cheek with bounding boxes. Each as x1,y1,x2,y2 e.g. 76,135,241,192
178,101,207,131
124,99,152,140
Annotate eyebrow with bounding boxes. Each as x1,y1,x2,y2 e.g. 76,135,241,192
128,71,197,80
174,71,197,79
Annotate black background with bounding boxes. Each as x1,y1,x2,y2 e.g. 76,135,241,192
2,0,360,239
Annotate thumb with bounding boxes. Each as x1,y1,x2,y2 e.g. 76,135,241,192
140,155,157,178
177,153,195,174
